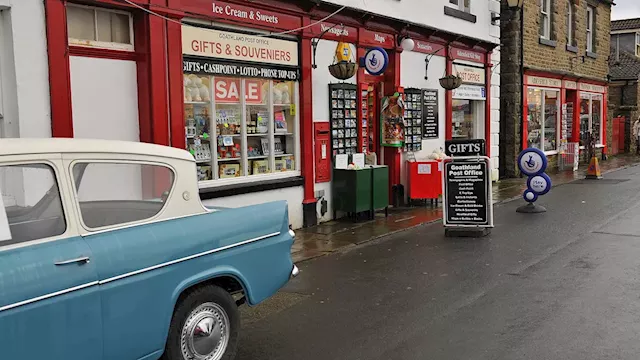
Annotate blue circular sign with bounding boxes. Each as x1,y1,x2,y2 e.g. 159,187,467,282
523,189,538,203
517,148,548,176
527,173,552,195
363,47,389,76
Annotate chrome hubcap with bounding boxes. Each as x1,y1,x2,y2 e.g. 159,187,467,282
181,302,229,360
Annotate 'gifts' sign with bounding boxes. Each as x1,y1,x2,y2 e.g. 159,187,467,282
214,78,266,104
182,26,299,66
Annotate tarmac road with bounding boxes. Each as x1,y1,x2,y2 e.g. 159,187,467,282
237,165,640,360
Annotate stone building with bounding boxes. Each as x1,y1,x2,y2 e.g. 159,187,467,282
609,18,640,154
500,0,613,177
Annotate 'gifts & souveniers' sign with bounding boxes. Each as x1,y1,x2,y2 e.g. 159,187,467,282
182,26,299,67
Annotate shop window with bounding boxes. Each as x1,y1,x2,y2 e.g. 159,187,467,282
527,88,559,152
451,100,484,140
184,75,299,183
66,4,134,51
579,93,603,146
586,6,595,53
72,162,174,230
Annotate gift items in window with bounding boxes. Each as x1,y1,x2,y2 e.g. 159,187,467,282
274,81,297,171
329,83,358,156
184,74,213,181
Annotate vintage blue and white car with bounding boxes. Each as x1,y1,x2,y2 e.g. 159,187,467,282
0,138,298,360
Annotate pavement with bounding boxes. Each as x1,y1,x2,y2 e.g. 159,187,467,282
235,155,640,359
291,154,640,263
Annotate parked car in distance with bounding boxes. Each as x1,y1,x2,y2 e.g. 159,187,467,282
0,138,298,360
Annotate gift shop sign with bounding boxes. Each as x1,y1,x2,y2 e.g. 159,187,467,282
412,40,446,56
309,22,358,43
452,85,486,101
450,47,486,63
182,25,299,67
456,65,485,85
184,57,300,81
526,75,562,88
579,83,606,93
359,29,395,49
214,77,265,104
176,0,302,30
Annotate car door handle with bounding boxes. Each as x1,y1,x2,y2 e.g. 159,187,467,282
54,256,90,266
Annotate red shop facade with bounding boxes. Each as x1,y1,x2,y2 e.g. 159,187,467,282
44,0,497,228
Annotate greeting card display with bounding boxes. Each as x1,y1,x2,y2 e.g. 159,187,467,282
403,89,423,152
329,83,359,156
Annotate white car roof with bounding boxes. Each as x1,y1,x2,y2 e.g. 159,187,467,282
0,138,195,162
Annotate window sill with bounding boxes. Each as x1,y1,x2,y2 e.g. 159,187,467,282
539,37,557,48
199,174,303,200
544,150,559,156
566,45,578,53
586,51,597,59
443,6,477,23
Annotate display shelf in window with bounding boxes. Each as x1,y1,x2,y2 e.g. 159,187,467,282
184,74,214,181
329,83,358,156
402,89,423,152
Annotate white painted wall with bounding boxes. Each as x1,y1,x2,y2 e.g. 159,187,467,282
312,39,357,224
0,0,53,207
0,0,51,139
70,56,141,202
323,0,501,45
202,186,304,229
70,56,140,141
489,0,501,181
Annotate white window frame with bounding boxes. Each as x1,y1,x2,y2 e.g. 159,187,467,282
66,3,135,52
567,3,574,46
540,0,551,39
586,6,594,52
448,0,471,13
193,77,302,189
636,32,640,57
528,87,560,154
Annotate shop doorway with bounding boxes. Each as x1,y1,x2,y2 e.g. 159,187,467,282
359,81,383,160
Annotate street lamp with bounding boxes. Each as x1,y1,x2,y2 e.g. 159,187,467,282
492,0,524,24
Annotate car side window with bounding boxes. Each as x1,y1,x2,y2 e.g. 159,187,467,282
72,162,175,229
0,163,67,246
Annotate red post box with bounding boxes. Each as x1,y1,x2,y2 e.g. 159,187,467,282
314,122,331,183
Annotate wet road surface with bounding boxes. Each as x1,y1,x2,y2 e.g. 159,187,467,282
238,165,640,360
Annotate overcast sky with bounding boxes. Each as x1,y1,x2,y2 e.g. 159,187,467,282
612,0,640,20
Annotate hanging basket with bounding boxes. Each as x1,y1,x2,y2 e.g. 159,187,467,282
439,75,463,90
329,61,358,80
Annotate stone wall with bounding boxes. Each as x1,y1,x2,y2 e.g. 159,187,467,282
523,0,611,80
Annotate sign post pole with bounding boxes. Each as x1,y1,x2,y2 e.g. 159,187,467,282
442,139,494,238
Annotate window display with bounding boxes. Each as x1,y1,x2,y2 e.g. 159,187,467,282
184,74,299,182
527,88,559,151
579,93,603,146
451,100,483,140
329,83,358,156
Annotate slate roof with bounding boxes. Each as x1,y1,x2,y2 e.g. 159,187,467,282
609,47,640,80
612,18,640,32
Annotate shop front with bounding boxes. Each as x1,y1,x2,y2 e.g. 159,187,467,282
523,72,608,165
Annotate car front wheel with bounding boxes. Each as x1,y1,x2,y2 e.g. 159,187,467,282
163,285,239,360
